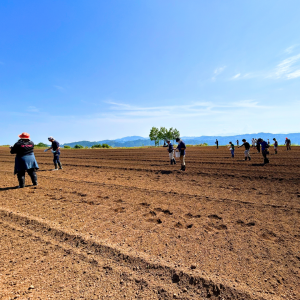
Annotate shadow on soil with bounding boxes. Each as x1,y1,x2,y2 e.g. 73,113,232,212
0,185,35,191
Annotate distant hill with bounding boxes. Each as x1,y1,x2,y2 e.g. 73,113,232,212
62,133,300,148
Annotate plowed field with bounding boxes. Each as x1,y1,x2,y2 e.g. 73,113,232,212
1,146,300,300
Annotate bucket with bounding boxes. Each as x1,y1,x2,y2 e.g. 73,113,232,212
175,152,180,158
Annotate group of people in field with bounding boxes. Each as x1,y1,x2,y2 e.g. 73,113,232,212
9,132,63,188
8,132,294,188
220,137,292,165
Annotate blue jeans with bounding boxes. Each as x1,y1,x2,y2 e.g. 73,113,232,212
231,150,234,157
53,154,61,164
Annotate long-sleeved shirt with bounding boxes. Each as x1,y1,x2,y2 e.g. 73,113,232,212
167,143,174,153
240,142,250,150
10,139,35,157
177,141,186,155
259,140,269,151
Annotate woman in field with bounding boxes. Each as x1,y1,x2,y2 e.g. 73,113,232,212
10,132,39,188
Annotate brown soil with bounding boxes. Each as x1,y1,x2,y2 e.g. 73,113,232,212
0,146,300,300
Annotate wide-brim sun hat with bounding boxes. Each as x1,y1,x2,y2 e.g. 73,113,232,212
48,136,54,140
18,132,30,139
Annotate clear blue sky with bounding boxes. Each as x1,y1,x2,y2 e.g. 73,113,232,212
1,0,300,144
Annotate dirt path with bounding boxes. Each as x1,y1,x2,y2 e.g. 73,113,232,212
1,146,299,299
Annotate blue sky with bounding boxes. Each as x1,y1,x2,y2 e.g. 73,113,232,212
1,0,300,144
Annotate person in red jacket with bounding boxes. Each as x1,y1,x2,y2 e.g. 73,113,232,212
10,132,39,188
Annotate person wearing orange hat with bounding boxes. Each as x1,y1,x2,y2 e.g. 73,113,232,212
10,132,39,188
285,137,291,151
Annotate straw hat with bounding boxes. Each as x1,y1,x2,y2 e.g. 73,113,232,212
18,132,30,139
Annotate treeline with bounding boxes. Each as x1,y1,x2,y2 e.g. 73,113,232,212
149,127,180,146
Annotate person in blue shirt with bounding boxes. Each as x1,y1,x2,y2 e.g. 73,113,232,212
45,136,63,170
257,138,269,164
166,140,176,165
176,138,186,171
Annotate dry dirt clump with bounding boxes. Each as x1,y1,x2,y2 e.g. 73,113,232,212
0,146,300,299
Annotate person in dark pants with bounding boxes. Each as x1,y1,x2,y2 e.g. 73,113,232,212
10,132,39,188
215,139,219,149
229,141,235,158
257,138,269,165
256,140,261,153
45,136,62,170
273,138,278,154
285,138,291,150
166,140,176,165
239,139,251,160
236,140,239,147
176,138,186,171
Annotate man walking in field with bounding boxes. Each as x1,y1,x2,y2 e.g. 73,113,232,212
215,139,219,149
166,140,176,165
45,137,63,170
236,139,239,147
273,138,278,154
176,138,186,171
239,139,251,160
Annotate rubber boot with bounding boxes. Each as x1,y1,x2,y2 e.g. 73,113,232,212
170,160,173,165
275,150,277,154
58,162,63,169
182,165,186,171
249,156,251,161
17,173,25,188
173,159,176,164
53,163,58,171
29,170,38,186
245,157,247,161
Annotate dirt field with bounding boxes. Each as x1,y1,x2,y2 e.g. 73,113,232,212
0,145,300,300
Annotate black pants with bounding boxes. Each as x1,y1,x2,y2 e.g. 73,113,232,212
17,168,37,185
256,145,260,153
262,150,269,164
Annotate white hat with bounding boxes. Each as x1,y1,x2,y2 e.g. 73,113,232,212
48,136,54,140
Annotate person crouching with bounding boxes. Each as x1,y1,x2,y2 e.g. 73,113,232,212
176,138,186,171
10,132,39,188
257,138,269,165
166,140,176,165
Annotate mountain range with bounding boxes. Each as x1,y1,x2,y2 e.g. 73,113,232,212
62,133,300,148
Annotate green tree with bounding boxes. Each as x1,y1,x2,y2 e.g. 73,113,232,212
74,144,84,149
35,142,48,147
166,127,174,142
64,145,71,149
171,128,180,143
149,127,159,146
91,144,102,148
102,144,111,148
158,127,167,146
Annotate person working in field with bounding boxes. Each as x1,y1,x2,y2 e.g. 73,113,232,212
273,138,278,154
239,139,251,161
229,141,235,158
45,136,63,170
166,140,176,165
285,137,291,151
10,132,39,188
215,139,219,149
257,138,270,165
176,138,186,171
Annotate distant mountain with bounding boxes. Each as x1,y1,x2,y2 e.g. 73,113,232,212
114,136,148,142
62,133,300,148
